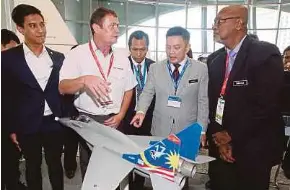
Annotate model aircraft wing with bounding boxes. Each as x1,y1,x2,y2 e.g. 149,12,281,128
150,173,181,190
127,135,163,149
82,146,134,190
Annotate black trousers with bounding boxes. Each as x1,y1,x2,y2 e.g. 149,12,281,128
2,131,21,190
63,127,79,172
208,146,272,190
19,126,64,190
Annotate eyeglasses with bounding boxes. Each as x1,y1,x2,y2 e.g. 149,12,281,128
213,17,240,26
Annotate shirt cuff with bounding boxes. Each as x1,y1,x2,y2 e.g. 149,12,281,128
136,111,145,115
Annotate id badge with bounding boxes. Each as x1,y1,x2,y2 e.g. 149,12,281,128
167,95,181,108
215,97,225,125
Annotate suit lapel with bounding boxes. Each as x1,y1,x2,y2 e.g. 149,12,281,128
226,36,251,95
211,51,227,91
15,45,42,91
178,60,192,93
44,47,60,91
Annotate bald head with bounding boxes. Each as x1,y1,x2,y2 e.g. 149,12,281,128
220,5,248,27
212,5,248,49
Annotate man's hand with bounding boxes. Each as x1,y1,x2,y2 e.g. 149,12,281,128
82,75,111,103
10,133,21,152
200,134,207,148
104,114,123,128
130,112,145,128
212,130,232,146
218,143,235,163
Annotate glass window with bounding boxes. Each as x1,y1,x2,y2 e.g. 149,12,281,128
188,29,202,53
65,21,90,44
115,26,126,48
158,28,168,52
280,4,290,29
157,51,167,62
147,51,156,62
253,0,279,4
214,42,224,51
96,0,126,25
256,5,278,29
187,6,202,28
128,1,156,27
127,26,156,51
256,30,276,44
64,0,91,21
277,29,290,53
206,29,214,53
158,3,186,27
207,5,217,28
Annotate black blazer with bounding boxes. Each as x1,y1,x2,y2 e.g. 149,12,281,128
1,45,65,135
207,36,285,165
123,57,155,135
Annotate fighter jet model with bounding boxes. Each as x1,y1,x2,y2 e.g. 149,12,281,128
59,115,215,190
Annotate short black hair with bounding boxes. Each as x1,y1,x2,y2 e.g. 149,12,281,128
11,4,44,27
1,29,20,45
90,7,117,35
166,26,190,44
283,46,290,55
128,30,149,49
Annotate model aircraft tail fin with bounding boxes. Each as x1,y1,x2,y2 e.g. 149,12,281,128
175,122,202,161
148,123,202,161
123,133,181,181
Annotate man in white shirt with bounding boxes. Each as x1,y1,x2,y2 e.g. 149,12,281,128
59,7,136,179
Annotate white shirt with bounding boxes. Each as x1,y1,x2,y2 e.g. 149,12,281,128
23,43,53,116
60,39,137,115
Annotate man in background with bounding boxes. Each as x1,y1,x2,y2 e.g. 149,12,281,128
281,45,290,179
1,29,27,190
123,30,155,190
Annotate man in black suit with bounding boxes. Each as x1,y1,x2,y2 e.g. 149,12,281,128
2,4,65,190
1,29,27,190
207,5,284,190
123,30,155,189
281,46,290,179
124,30,155,136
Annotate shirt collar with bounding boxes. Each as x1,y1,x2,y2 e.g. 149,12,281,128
226,35,247,56
131,56,145,67
170,56,188,67
90,38,113,55
23,42,46,56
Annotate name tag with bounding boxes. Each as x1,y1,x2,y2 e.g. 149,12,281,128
189,79,198,83
167,95,181,108
215,97,225,125
113,66,123,70
233,80,248,86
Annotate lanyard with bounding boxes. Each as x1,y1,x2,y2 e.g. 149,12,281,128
89,41,114,81
220,54,231,97
133,63,147,90
167,59,189,94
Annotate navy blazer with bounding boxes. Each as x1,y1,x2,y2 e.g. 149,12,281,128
2,44,64,135
207,36,285,165
123,57,155,135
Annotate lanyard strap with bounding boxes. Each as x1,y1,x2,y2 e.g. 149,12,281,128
167,59,189,93
89,41,114,81
220,54,231,97
133,63,147,90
